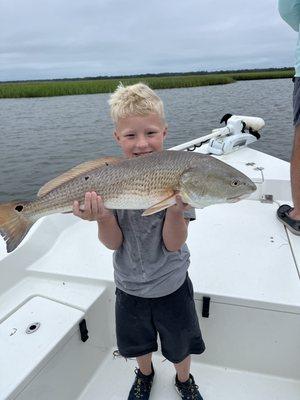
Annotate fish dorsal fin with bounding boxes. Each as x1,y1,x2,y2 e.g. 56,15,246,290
142,193,176,216
37,156,123,198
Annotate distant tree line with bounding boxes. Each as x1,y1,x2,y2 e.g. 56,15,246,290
1,67,294,84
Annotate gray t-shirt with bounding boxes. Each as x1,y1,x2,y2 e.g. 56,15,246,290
112,207,196,298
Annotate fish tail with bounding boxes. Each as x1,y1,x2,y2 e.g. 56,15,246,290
0,201,34,253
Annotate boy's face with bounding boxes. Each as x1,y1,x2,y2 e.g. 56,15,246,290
114,113,167,158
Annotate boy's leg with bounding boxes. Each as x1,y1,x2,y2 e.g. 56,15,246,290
115,288,158,359
152,276,205,399
174,355,191,382
127,353,154,400
174,355,203,400
115,287,156,400
290,125,300,219
137,353,153,375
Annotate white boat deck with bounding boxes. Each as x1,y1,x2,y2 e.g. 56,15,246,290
12,341,300,400
78,352,300,400
0,145,299,400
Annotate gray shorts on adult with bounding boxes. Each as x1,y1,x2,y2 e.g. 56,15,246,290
293,77,300,127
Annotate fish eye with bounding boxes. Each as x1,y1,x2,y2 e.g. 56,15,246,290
231,179,240,187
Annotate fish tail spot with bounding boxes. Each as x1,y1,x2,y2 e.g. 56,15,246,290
0,201,33,253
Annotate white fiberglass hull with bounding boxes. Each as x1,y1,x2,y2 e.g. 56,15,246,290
0,143,299,400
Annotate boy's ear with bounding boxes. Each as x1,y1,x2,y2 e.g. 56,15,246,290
114,131,121,143
163,126,168,138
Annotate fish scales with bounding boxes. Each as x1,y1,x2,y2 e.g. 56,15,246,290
20,151,188,217
0,150,257,253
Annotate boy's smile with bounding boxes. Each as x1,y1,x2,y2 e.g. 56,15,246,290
114,113,167,158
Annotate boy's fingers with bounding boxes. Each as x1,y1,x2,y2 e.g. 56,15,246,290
175,194,183,205
74,200,85,216
97,195,103,213
99,196,108,216
74,192,110,220
175,194,189,212
73,200,79,215
85,192,92,214
97,195,112,218
91,192,99,214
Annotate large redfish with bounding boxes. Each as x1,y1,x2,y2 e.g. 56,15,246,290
0,150,256,253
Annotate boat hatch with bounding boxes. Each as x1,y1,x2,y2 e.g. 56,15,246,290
0,296,84,400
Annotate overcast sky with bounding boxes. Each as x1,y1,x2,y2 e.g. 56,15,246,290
0,0,298,81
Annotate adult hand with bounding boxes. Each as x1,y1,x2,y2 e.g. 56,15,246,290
73,191,113,221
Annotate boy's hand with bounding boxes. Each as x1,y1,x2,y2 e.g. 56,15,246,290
163,192,191,251
167,193,191,214
73,191,113,222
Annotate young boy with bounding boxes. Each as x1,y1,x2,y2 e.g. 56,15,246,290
73,83,205,400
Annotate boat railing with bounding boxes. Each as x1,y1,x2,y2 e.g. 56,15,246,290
170,127,229,152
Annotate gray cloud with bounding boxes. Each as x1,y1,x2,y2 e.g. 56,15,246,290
0,0,297,81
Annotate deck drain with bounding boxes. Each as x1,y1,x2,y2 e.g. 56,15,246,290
26,322,41,334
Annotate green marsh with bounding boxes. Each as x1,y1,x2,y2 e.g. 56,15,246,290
0,69,294,99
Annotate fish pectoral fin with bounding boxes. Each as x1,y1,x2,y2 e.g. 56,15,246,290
37,156,124,198
142,195,176,216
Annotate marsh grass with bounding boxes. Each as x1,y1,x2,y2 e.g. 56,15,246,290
228,70,293,80
0,69,294,98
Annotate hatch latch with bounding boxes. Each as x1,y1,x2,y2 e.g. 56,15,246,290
202,297,211,318
79,319,89,342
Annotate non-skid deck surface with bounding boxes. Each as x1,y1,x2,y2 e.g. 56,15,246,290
78,349,300,400
188,200,300,311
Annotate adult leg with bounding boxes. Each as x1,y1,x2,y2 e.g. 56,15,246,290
277,78,300,233
289,125,300,219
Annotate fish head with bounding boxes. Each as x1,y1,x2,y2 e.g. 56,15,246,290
179,158,257,208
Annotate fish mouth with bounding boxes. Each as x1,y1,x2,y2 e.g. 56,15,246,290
226,193,251,203
227,197,241,203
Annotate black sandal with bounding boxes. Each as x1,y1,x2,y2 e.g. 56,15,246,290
277,204,300,235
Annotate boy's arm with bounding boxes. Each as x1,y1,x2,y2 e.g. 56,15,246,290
73,191,123,250
278,0,300,32
97,214,123,250
162,194,191,252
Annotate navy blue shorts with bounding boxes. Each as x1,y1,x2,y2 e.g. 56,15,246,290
115,275,205,363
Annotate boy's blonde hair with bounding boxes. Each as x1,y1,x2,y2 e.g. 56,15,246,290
108,82,166,125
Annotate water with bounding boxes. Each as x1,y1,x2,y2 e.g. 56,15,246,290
0,79,294,203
